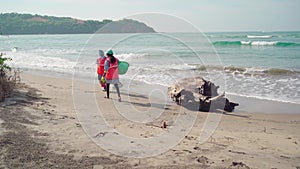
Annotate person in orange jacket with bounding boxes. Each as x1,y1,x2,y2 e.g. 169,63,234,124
103,50,121,101
96,50,106,91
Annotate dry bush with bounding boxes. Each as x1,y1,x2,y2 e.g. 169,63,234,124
0,70,20,102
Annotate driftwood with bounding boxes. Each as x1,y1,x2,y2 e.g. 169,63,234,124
168,77,238,112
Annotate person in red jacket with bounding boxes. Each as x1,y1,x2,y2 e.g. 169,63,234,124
103,50,121,101
96,50,106,91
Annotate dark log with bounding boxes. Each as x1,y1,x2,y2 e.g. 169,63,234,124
168,77,239,112
197,78,219,97
199,94,239,112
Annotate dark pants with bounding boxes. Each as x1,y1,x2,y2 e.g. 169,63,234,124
106,83,120,98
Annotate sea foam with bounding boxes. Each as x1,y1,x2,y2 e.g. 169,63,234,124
247,35,272,39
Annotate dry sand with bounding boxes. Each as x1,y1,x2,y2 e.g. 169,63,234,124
0,72,300,169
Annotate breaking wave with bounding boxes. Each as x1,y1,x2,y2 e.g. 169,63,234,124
189,65,300,104
246,35,272,39
213,41,300,47
194,65,300,76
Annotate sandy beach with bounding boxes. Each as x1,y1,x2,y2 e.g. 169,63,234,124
0,72,300,169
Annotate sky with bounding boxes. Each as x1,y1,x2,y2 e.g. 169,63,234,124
1,0,300,32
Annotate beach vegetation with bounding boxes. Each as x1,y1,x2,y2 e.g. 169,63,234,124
0,55,12,75
0,55,19,102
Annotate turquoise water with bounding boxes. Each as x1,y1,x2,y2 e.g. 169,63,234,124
1,32,300,103
210,32,300,70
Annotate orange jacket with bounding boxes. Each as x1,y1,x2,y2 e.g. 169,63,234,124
97,57,106,76
105,58,119,80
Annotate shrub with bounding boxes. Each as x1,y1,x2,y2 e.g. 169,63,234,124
0,54,12,75
0,54,19,102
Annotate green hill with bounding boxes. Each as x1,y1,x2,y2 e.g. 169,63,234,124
0,13,156,35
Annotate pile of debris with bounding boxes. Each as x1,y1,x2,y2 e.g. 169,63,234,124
168,77,238,112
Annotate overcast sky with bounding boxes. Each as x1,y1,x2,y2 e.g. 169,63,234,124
1,0,299,32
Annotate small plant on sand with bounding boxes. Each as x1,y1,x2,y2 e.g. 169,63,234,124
0,53,19,102
0,53,12,75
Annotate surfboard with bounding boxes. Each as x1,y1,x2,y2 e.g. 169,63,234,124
118,61,129,75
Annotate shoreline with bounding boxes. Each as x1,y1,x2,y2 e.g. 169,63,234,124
23,69,300,114
228,94,300,114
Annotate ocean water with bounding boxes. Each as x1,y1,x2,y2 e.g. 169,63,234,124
1,32,300,104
